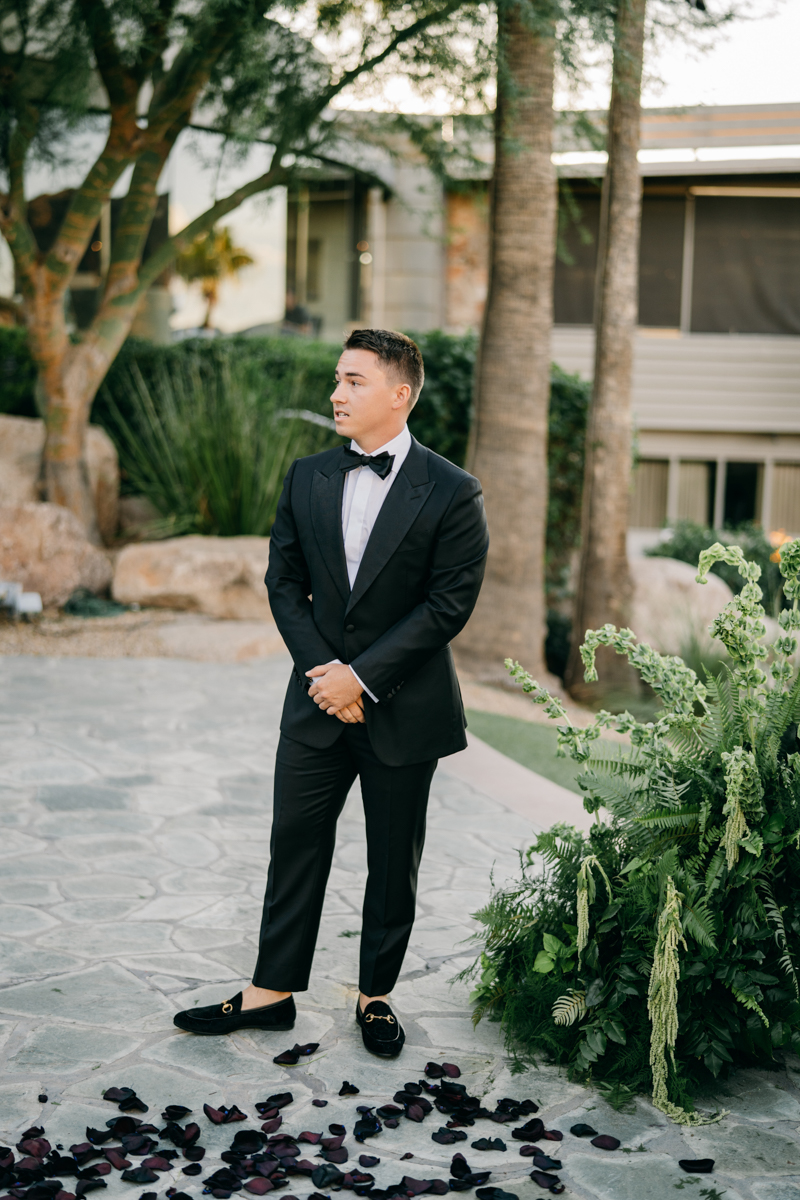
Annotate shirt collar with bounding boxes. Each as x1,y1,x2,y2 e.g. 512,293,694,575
350,423,412,467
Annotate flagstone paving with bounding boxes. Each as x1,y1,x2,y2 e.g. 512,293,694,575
2,654,800,1200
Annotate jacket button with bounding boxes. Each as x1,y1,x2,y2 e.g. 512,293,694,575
345,624,355,633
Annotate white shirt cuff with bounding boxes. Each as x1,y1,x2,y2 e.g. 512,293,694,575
330,659,378,704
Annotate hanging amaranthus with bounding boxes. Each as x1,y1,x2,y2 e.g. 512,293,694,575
576,855,613,962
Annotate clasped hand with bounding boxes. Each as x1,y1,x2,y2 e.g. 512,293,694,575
306,662,365,724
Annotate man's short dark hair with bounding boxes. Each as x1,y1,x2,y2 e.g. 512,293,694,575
343,328,425,407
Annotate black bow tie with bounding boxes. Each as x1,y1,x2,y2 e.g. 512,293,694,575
341,447,395,480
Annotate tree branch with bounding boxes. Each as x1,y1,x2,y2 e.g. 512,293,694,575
135,163,289,291
320,0,469,108
0,105,40,291
75,0,138,111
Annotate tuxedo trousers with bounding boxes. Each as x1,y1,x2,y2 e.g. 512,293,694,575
253,725,437,995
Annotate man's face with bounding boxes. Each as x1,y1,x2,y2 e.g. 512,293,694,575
331,348,409,449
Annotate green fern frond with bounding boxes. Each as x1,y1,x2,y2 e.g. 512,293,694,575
636,808,701,830
731,985,769,1027
552,989,586,1026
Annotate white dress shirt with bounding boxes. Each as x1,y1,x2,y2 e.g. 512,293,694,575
335,424,412,704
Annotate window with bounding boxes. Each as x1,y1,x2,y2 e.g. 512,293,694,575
771,464,800,534
630,459,668,528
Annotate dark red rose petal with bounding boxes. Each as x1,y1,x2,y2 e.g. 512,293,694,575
102,1089,135,1105
161,1106,191,1122
542,1131,562,1142
359,1157,379,1169
425,1064,445,1079
590,1136,619,1152
569,1125,596,1139
75,1181,107,1197
321,1137,345,1151
273,1051,300,1067
518,1147,537,1158
475,1189,518,1200
141,1158,172,1171
261,1120,283,1136
138,1193,157,1200
121,1169,158,1185
171,1193,193,1200
311,1165,345,1189
312,1101,328,1109
678,1160,714,1174
295,1043,319,1057
383,1120,399,1129
376,1107,402,1121
432,1131,457,1145
442,1065,461,1079
339,1083,359,1097
183,1147,206,1162
328,1126,346,1137
204,1105,225,1125
532,1156,562,1172
182,1165,202,1177
298,1134,322,1145
84,1132,111,1148
321,1149,348,1165
529,1172,560,1190
266,1095,293,1110
106,1117,140,1138
244,1181,273,1195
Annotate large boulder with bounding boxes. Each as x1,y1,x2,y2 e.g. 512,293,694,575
629,555,734,657
0,414,120,544
112,535,273,620
0,502,113,607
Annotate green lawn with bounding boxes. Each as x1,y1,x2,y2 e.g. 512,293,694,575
465,708,584,794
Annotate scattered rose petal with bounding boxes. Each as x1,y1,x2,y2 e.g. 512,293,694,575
383,1121,399,1130
75,1182,107,1197
678,1160,714,1174
261,1119,283,1136
376,1107,402,1121
401,1154,413,1161
266,1095,293,1110
84,1132,111,1148
541,1132,562,1143
531,1155,562,1172
470,1140,505,1153
358,1157,379,1169
569,1125,596,1139
432,1131,457,1146
311,1165,345,1189
529,1172,560,1190
141,1158,172,1172
442,1066,461,1079
183,1147,205,1162
590,1136,619,1152
475,1188,518,1200
312,1102,328,1109
321,1150,348,1165
273,1051,301,1067
511,1120,544,1143
161,1107,191,1122
138,1193,157,1200
102,1090,134,1105
425,1064,445,1079
182,1165,202,1177
339,1083,359,1097
121,1169,158,1185
204,1106,225,1125
244,1181,273,1195
297,1133,322,1145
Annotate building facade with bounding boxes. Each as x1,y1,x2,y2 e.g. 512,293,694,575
286,102,800,537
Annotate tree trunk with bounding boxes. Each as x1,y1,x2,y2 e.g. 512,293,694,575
564,0,646,700
456,1,556,681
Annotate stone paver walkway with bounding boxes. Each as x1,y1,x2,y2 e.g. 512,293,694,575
2,654,800,1200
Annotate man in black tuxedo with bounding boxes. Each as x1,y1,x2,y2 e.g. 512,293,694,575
174,328,489,1056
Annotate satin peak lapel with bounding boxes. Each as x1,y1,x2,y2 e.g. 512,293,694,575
310,460,350,603
345,466,435,615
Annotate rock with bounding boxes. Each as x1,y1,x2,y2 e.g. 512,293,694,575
0,503,113,608
112,536,272,620
629,556,734,657
0,415,120,544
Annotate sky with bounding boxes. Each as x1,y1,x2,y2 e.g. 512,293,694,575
1,0,798,326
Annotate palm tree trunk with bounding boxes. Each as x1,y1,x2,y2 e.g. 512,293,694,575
564,0,646,699
457,1,556,681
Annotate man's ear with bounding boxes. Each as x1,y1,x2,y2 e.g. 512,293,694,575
391,383,412,410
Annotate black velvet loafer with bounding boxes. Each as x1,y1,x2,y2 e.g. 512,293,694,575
356,999,405,1057
173,991,295,1035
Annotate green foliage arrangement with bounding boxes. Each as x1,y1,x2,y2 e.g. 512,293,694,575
103,353,337,537
469,539,800,1122
0,326,38,418
647,520,784,617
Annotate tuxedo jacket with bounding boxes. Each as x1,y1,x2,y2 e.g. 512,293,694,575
266,435,489,766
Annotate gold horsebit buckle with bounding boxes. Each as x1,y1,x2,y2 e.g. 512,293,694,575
222,1001,234,1014
364,1012,395,1023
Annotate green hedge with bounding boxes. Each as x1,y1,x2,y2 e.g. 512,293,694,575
0,325,589,569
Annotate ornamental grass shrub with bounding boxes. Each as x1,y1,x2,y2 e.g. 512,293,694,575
468,539,800,1123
